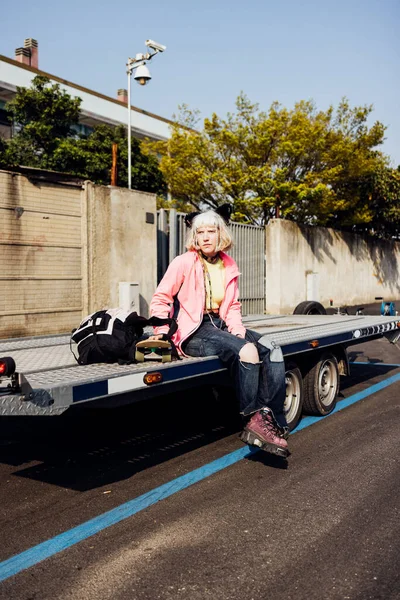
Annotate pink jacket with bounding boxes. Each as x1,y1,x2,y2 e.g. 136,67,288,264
150,250,246,354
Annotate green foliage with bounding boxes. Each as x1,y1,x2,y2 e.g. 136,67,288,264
51,124,166,193
4,75,82,168
0,136,7,158
0,76,166,195
345,167,400,238
145,94,397,237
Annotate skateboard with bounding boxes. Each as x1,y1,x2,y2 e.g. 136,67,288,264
135,339,172,363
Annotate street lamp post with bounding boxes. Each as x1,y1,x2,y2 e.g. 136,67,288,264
126,40,166,189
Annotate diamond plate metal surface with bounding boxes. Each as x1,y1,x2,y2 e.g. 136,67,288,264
1,344,76,373
24,355,217,388
0,335,70,352
0,327,155,354
0,394,67,416
243,315,400,347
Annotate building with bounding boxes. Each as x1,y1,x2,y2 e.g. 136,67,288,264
0,38,172,142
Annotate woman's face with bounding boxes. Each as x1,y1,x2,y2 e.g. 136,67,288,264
196,225,219,257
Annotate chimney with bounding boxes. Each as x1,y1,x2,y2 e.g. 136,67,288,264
15,39,38,68
117,89,128,104
24,39,38,69
15,47,31,66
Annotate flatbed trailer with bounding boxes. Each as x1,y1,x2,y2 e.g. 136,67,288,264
1,314,400,430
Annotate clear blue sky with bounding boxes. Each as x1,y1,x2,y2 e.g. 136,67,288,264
2,0,399,165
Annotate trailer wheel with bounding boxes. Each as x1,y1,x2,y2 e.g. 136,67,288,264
303,352,339,416
293,301,327,315
284,362,303,430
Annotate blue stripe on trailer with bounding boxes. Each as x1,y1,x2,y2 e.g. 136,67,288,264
72,380,108,402
282,331,352,355
71,359,225,403
150,358,224,382
281,329,384,356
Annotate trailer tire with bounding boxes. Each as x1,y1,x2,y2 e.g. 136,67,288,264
293,301,327,315
284,362,303,430
303,352,339,416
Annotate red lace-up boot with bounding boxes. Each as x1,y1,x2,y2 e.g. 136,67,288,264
240,408,290,458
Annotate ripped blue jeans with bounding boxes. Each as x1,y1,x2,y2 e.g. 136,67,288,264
182,315,287,428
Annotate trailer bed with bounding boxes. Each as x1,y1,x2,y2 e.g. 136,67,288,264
1,314,399,416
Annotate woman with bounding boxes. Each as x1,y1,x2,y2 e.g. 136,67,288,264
149,206,290,459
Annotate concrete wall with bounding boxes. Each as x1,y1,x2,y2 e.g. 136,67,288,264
82,183,157,318
0,170,157,338
0,170,83,337
265,219,400,314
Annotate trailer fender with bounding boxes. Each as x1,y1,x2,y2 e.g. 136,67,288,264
332,345,350,376
293,345,349,378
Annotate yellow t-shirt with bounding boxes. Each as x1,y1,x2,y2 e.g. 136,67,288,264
204,259,225,311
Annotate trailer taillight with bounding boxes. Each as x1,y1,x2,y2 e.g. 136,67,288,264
143,372,163,385
0,357,16,377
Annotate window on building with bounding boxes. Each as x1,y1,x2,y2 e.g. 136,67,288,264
0,102,11,140
71,123,94,137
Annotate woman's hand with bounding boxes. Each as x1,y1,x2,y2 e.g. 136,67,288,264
148,334,164,341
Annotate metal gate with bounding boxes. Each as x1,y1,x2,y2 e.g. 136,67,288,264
157,209,266,315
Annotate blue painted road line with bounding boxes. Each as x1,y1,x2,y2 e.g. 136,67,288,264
294,369,400,432
0,446,258,582
350,362,400,367
1,367,400,583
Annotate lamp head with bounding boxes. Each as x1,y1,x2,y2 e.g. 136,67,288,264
134,64,152,86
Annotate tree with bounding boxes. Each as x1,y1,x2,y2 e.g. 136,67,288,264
346,166,400,238
4,75,82,168
145,94,394,234
0,76,166,195
0,136,7,159
51,124,166,193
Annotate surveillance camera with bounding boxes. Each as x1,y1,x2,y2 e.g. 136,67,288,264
145,39,166,53
134,64,152,85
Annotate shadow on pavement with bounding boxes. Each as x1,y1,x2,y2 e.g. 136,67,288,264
339,362,399,393
0,385,242,492
1,358,399,491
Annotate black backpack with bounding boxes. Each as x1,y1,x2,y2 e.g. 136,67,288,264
71,308,177,365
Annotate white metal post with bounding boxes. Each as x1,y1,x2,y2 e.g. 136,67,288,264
127,68,132,190
126,41,166,190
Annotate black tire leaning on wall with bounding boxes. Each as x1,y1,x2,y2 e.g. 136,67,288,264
293,301,327,315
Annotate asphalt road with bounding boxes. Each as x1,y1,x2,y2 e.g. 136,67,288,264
0,336,399,600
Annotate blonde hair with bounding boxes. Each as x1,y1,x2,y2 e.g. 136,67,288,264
185,211,233,252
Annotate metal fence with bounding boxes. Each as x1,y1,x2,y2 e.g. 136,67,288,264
157,209,265,315
229,221,266,315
